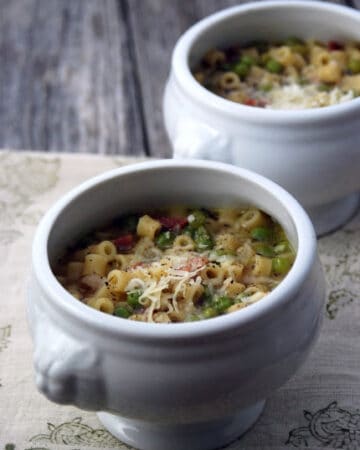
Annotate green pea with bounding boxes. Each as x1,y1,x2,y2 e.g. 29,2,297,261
241,55,256,66
234,62,250,78
155,230,175,249
272,256,292,275
266,59,283,74
188,210,207,229
114,305,133,318
348,58,360,74
203,306,218,319
127,290,142,309
194,226,213,251
253,243,276,258
251,227,273,241
213,296,233,313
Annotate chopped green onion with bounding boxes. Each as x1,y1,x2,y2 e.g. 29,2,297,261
213,296,233,313
155,230,175,249
188,210,207,229
194,226,213,251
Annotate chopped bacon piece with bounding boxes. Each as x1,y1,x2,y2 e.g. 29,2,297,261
113,234,134,251
158,216,188,231
328,41,344,51
179,256,208,272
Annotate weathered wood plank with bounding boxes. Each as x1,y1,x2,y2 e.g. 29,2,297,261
0,0,357,156
128,0,252,158
0,0,146,155
128,0,351,158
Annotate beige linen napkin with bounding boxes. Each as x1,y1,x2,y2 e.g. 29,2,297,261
0,151,359,450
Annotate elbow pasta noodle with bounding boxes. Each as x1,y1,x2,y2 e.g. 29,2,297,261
137,215,161,240
55,207,295,323
82,254,108,277
218,72,241,90
192,38,360,109
173,234,195,250
87,297,114,314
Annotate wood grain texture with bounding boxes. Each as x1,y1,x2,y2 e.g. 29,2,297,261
0,0,357,156
0,0,146,155
128,0,254,158
128,0,352,158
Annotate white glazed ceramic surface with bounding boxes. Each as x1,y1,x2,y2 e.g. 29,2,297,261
163,1,360,236
28,160,326,450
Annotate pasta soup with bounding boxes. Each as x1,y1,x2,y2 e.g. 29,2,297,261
55,207,295,323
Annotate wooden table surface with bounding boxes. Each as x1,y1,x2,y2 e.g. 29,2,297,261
1,0,359,157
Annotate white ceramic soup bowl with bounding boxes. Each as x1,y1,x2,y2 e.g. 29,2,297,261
28,160,325,450
164,1,360,236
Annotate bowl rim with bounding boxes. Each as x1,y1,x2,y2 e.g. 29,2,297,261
32,159,317,341
171,0,360,123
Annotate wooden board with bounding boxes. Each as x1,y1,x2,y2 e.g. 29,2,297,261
0,0,357,156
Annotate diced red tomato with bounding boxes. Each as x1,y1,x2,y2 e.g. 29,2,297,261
158,216,188,231
244,98,266,108
113,234,134,251
328,41,343,51
179,256,208,272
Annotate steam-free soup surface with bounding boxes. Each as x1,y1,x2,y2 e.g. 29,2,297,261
55,207,295,323
193,38,360,109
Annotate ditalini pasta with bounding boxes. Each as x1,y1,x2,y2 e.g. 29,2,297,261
55,207,295,323
193,38,360,109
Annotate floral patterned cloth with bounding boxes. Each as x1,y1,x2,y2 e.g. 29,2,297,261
0,151,359,450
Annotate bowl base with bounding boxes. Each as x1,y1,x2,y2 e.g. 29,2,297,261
98,400,265,450
307,193,359,237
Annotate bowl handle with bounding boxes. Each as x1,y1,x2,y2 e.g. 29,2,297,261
172,117,231,162
29,297,102,409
